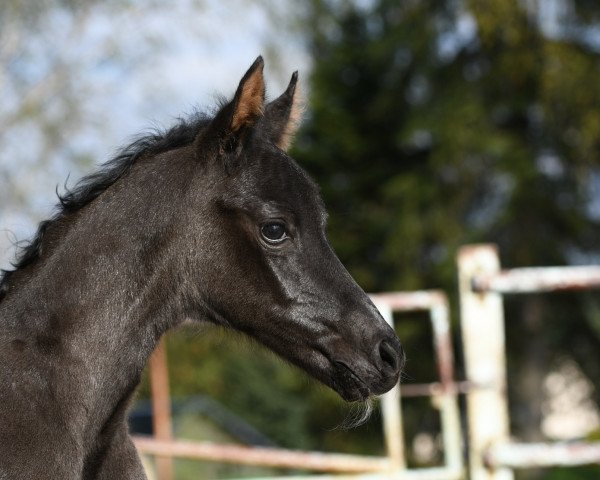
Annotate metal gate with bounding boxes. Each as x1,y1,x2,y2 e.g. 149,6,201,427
133,243,600,479
458,244,600,480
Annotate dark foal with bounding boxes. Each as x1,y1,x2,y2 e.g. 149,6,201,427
0,57,403,479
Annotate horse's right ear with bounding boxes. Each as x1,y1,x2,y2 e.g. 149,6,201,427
198,56,266,160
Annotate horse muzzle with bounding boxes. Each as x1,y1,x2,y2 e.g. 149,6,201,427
329,333,405,402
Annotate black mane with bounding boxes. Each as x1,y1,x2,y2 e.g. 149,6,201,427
0,112,210,302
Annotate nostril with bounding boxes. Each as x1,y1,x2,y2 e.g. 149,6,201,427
378,339,399,372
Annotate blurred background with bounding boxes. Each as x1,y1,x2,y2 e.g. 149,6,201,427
1,0,600,479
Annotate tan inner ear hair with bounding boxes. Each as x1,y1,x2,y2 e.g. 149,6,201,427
231,69,265,132
278,84,304,151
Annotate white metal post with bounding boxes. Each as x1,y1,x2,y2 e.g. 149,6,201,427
430,301,463,474
457,245,512,480
374,301,406,471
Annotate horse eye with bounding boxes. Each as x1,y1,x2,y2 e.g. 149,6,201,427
261,222,287,243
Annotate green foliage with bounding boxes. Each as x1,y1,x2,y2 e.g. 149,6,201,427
297,0,599,288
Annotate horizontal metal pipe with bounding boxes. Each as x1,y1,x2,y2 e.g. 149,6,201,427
401,381,472,397
472,266,600,294
369,291,447,311
486,442,600,468
133,437,390,472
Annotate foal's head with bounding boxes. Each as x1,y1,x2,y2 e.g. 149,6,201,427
183,57,404,402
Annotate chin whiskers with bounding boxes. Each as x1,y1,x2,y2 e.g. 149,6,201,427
331,396,375,430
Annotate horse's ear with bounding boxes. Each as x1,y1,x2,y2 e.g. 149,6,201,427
199,56,266,158
230,56,266,133
262,71,302,151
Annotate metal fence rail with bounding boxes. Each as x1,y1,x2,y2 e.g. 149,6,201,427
458,244,600,480
471,266,600,294
134,437,390,473
134,290,464,479
486,442,600,469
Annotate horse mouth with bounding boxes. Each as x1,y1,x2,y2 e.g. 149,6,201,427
331,361,371,402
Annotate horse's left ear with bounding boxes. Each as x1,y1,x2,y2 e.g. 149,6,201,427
262,71,303,151
230,56,266,133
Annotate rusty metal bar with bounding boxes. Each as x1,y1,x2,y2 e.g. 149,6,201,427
133,437,391,473
486,442,600,468
472,266,600,294
148,339,174,480
458,245,513,480
429,297,455,391
431,300,462,473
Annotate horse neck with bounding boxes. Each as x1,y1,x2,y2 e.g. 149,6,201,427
1,148,196,418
